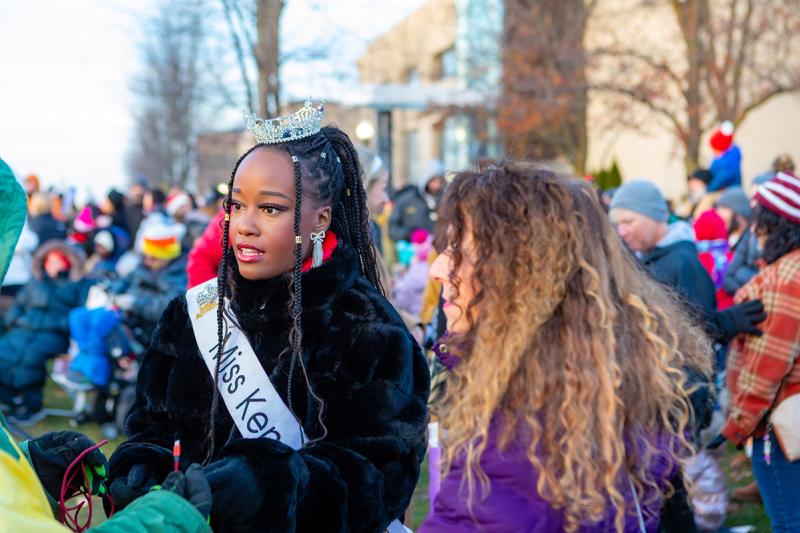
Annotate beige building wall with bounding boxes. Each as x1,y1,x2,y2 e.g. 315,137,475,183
358,0,457,187
585,0,800,201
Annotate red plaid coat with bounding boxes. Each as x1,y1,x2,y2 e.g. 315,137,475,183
722,248,800,445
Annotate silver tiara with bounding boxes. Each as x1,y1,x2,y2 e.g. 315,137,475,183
244,99,325,145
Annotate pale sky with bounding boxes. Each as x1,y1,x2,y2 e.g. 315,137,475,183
0,0,426,198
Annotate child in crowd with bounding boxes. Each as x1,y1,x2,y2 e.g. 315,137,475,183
694,209,734,309
393,228,433,317
0,242,90,425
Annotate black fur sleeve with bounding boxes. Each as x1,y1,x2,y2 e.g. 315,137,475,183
107,296,188,507
215,323,430,532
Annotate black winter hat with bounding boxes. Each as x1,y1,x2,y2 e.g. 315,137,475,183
689,169,713,185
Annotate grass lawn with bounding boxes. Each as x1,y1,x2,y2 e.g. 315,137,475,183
720,445,772,533
10,381,771,531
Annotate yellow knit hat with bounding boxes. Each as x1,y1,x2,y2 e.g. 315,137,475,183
141,224,181,260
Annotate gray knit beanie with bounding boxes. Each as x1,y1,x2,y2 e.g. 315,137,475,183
715,186,752,220
609,180,669,222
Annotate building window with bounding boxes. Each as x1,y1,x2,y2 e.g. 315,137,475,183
442,115,470,172
406,130,420,186
436,46,457,80
405,67,420,85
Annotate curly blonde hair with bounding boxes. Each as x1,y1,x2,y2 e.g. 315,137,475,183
436,161,712,531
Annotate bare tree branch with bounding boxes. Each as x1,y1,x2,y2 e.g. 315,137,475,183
128,0,208,187
734,86,794,127
221,0,255,112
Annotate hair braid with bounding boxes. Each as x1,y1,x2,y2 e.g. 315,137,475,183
286,149,303,417
286,147,328,443
321,128,384,295
205,145,259,463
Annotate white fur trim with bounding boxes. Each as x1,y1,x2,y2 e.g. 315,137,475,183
720,121,734,136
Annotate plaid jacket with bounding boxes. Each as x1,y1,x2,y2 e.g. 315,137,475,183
722,248,800,445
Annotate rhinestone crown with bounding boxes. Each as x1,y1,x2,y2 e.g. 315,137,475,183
245,99,325,145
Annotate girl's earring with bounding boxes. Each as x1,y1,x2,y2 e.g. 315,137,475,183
310,230,326,268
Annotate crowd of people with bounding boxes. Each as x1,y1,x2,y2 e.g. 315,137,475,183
0,105,798,533
0,173,226,424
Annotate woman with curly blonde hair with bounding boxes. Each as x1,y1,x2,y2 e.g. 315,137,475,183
420,161,712,532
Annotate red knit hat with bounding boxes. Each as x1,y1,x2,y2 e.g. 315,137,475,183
709,121,734,152
693,209,728,241
755,171,800,224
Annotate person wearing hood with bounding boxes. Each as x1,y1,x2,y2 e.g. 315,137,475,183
389,159,445,242
85,227,131,281
610,181,764,347
0,240,91,425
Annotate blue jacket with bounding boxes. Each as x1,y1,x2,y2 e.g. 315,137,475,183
109,254,188,345
0,242,90,390
69,307,124,386
708,144,742,192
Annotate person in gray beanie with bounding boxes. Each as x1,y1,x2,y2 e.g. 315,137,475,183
610,180,716,312
609,181,764,344
609,180,670,223
715,187,751,244
716,187,762,296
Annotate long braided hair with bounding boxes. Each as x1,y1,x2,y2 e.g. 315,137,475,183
205,126,383,461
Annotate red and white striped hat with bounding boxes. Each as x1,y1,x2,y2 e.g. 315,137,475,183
755,171,800,224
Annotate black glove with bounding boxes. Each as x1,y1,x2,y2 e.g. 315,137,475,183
205,456,263,527
706,434,727,449
106,442,173,512
161,463,213,519
27,431,108,501
716,299,766,342
109,463,160,509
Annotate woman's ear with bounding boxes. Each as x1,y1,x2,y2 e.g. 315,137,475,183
315,205,332,233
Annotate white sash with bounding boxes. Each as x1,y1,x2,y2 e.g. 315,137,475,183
186,279,411,533
186,278,307,448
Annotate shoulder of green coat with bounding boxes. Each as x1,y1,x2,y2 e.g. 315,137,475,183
0,417,21,461
91,490,212,533
0,158,28,282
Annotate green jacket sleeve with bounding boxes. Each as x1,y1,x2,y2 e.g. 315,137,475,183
0,159,28,281
91,491,211,533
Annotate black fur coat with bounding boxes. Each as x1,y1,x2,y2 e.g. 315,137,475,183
107,243,430,532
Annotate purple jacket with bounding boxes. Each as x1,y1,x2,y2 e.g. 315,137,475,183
393,260,429,316
419,416,665,533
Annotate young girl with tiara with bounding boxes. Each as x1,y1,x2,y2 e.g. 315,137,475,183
106,101,430,532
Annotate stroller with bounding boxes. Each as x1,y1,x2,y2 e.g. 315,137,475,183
51,284,142,439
